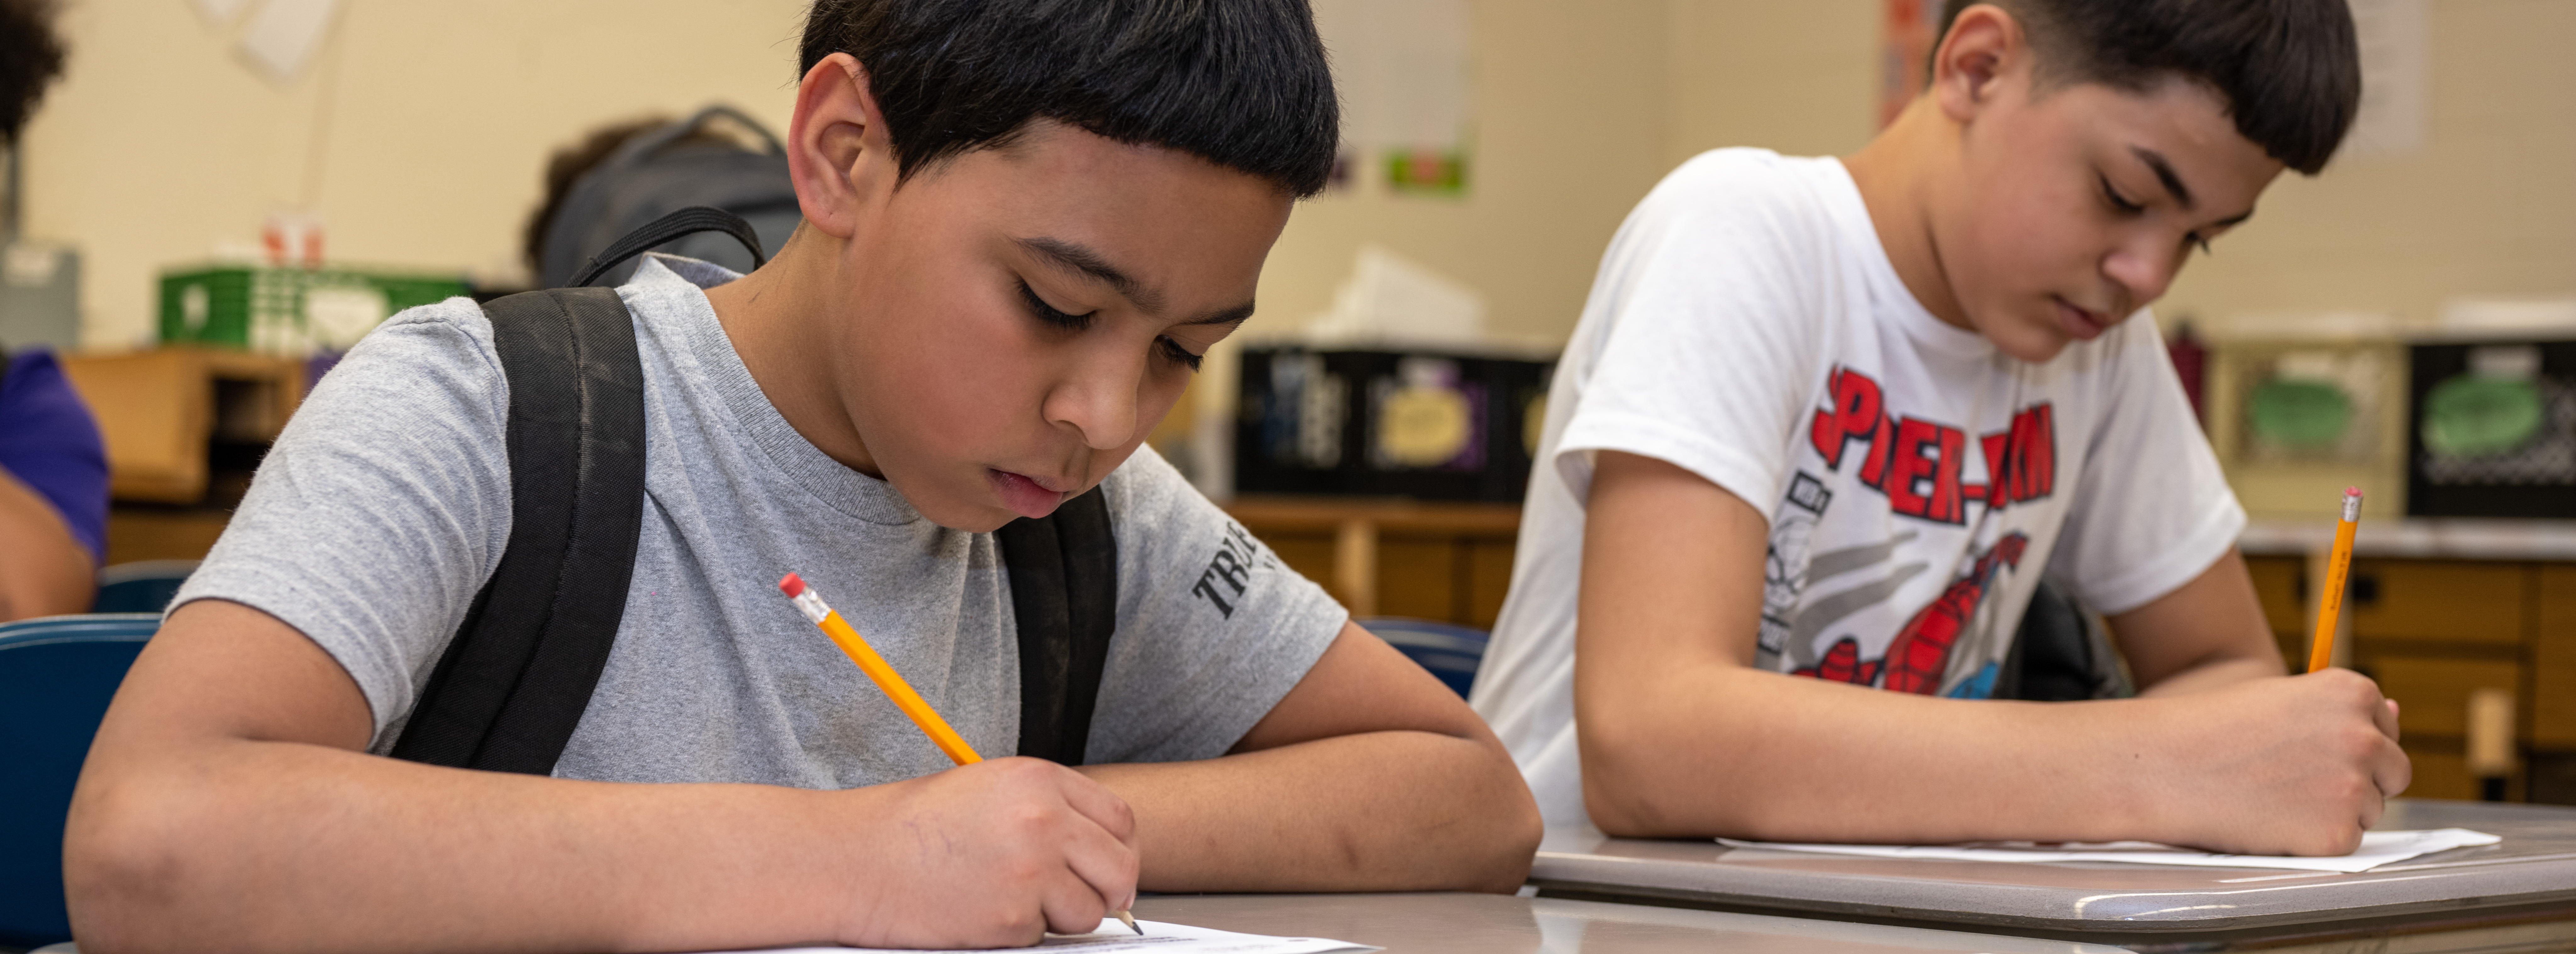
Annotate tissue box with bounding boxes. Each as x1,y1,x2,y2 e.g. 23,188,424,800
1235,347,1553,502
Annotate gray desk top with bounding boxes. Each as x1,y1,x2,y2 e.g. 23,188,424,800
1527,799,2576,948
1132,892,2125,953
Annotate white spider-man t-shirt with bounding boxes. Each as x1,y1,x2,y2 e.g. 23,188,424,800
1468,149,2243,827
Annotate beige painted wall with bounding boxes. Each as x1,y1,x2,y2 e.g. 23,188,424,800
1655,0,2576,333
1260,0,1672,343
1663,0,1878,168
22,0,2572,354
25,0,810,349
2160,0,2576,328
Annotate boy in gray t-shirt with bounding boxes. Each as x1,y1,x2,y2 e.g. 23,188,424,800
65,3,1540,950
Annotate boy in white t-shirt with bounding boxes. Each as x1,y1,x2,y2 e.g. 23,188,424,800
1471,0,2409,856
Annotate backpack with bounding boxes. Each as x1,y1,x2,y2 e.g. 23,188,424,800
391,208,1119,774
1995,579,2132,701
533,106,804,289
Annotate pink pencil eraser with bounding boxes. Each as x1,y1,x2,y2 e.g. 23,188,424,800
779,573,805,597
2346,486,2363,497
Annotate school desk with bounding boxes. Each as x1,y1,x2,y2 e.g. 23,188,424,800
1525,798,2576,952
1130,891,2123,953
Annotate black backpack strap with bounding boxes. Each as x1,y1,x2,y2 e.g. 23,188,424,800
997,488,1118,765
390,287,649,773
570,206,768,287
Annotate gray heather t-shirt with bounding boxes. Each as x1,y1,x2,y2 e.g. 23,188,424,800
175,256,1345,787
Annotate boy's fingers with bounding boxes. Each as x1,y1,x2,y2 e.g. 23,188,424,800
1035,863,1114,937
1055,769,1138,844
2378,698,2402,741
1059,813,1142,914
2371,738,2412,799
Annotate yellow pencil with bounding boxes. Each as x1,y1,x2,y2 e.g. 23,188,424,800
2307,487,2363,674
778,573,1141,936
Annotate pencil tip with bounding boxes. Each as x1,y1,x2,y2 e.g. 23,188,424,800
1118,910,1142,935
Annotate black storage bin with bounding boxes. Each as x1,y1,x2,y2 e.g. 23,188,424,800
2404,339,2576,518
1235,347,1553,502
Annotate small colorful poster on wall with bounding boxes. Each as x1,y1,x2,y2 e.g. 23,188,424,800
1313,0,1473,197
1386,149,1467,196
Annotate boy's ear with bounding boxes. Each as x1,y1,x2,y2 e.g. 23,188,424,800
1931,4,2026,124
787,52,898,240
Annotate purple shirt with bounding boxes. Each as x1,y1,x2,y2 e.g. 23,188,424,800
0,348,109,562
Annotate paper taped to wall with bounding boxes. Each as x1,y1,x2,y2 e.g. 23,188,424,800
1720,828,2501,874
696,919,1382,954
237,0,342,82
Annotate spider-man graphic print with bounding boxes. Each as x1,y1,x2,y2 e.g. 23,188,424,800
1758,366,2060,699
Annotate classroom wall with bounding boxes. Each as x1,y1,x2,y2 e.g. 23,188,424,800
1257,0,1673,344
2157,0,2576,329
1653,0,2576,334
22,0,811,350
22,0,2573,354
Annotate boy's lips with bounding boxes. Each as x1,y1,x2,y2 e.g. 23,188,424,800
987,469,1070,519
2051,297,2111,341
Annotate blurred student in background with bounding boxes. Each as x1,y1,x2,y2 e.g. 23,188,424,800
0,0,106,621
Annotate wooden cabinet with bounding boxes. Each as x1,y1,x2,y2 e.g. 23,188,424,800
1224,496,1520,628
2345,559,2532,801
2249,551,2576,803
58,348,309,564
58,349,304,504
2349,559,2527,647
2538,566,2576,752
2245,554,2306,667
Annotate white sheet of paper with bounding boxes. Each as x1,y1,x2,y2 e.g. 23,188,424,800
1720,828,2501,874
2343,0,2429,158
693,918,1382,954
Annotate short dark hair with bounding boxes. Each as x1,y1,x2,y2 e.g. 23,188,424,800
0,0,66,144
1940,0,2362,175
799,0,1340,197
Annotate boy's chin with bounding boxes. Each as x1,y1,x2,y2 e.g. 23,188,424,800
1980,317,2079,365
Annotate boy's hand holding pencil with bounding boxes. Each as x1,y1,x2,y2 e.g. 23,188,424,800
781,574,1144,942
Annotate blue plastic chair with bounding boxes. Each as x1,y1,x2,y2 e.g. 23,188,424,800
0,613,159,949
88,561,198,615
1359,618,1490,698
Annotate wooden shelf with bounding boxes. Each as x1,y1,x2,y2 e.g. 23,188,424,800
58,348,305,504
1224,496,1522,534
1224,496,1522,623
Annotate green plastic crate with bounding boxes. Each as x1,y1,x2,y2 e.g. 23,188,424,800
159,264,469,353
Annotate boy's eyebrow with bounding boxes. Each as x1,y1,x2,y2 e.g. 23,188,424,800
2128,146,2197,211
1183,302,1259,328
1015,235,1256,326
1015,236,1167,315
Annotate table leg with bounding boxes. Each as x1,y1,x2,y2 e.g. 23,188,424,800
1336,518,1378,618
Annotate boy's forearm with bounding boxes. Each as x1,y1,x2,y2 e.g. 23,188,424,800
2134,654,2282,698
1579,664,2176,845
69,738,855,954
1082,729,1540,894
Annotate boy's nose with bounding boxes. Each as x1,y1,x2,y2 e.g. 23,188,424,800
2101,237,2182,307
1042,353,1145,452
